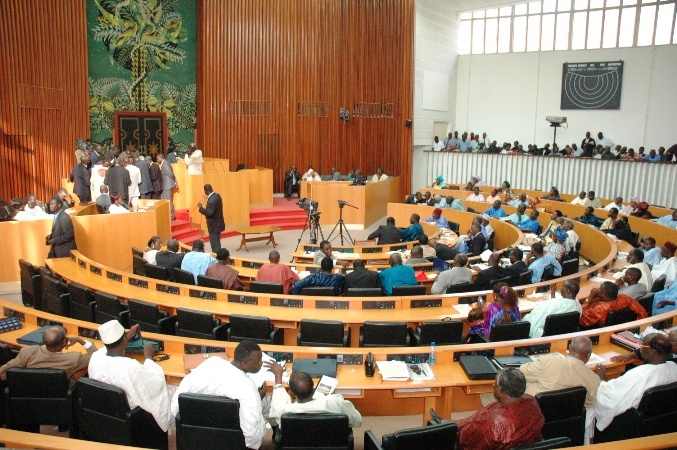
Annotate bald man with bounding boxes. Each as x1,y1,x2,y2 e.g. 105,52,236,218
254,250,299,294
0,326,95,384
520,336,601,409
268,367,362,428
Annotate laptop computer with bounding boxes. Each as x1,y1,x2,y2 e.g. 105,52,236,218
459,355,499,380
17,326,51,346
292,358,338,378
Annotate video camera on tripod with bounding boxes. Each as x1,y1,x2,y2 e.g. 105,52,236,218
297,198,319,213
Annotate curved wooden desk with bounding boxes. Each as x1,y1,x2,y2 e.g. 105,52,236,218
2,298,675,427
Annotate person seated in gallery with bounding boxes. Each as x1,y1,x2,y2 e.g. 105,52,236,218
291,257,345,296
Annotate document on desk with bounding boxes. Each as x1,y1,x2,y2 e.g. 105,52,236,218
376,360,410,381
407,363,435,381
453,303,473,316
472,263,491,271
588,276,608,283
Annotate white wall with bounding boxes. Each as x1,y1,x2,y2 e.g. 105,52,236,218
455,45,677,150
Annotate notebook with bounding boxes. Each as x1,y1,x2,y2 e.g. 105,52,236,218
459,355,500,380
292,358,338,378
17,326,51,346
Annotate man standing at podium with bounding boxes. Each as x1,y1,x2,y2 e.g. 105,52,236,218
185,142,203,175
198,184,225,253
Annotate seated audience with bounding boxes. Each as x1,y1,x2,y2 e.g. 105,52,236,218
650,241,677,288
539,210,563,238
434,238,458,261
480,214,494,240
586,191,602,209
400,213,424,242
579,281,647,328
599,208,619,231
466,186,485,202
404,192,422,204
22,194,49,219
269,369,362,428
651,281,677,315
619,197,638,216
561,219,579,252
205,248,245,291
181,239,217,283
591,333,677,440
155,239,184,281
431,253,472,295
571,191,587,206
541,186,561,201
527,242,562,283
505,248,528,285
605,217,635,245
89,321,173,433
514,209,541,234
484,199,507,218
345,259,381,290
641,237,663,267
500,181,515,202
96,185,112,213
508,193,529,208
466,222,487,256
442,195,466,211
455,367,544,449
616,267,648,299
255,250,299,294
405,245,429,265
423,207,450,228
575,206,602,227
631,201,652,219
431,175,446,189
291,257,345,295
504,204,528,224
108,192,129,214
419,234,436,258
367,217,402,245
521,336,600,407
485,188,502,204
143,236,162,265
604,196,624,211
651,209,677,229
544,227,568,263
613,248,653,291
171,340,275,449
524,280,582,338
313,240,350,268
0,325,95,384
379,253,417,296
370,167,387,182
473,253,508,292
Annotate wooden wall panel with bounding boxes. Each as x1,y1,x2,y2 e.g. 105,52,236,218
197,0,414,197
0,0,89,203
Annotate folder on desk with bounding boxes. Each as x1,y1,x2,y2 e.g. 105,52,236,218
16,326,51,346
610,331,643,351
492,355,533,368
459,355,499,380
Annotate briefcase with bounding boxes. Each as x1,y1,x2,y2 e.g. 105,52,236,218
17,326,51,346
292,358,338,378
459,355,499,380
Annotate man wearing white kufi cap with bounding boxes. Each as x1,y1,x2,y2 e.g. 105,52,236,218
88,320,173,432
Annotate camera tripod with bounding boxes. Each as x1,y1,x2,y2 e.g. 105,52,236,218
293,210,324,256
327,200,358,246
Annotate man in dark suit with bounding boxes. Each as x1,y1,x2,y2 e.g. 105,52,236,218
345,259,382,291
367,216,402,245
95,185,112,213
89,144,103,166
103,161,131,205
284,165,301,200
157,153,177,220
133,153,153,199
46,195,76,258
467,222,487,256
473,252,507,291
69,156,91,203
155,239,185,281
147,156,163,199
198,184,225,252
506,248,528,285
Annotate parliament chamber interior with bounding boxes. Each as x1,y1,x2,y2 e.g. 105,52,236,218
1,0,677,449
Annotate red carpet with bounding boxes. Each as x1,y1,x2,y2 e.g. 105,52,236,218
171,197,308,246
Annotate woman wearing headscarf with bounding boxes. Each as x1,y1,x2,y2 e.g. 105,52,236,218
431,175,447,189
500,180,515,202
472,283,521,340
545,227,568,263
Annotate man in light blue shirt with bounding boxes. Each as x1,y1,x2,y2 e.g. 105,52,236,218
524,280,582,338
651,210,677,229
379,253,418,295
443,195,466,211
505,204,528,224
642,149,661,163
423,208,450,228
181,239,217,283
508,193,529,208
642,237,663,267
516,210,541,234
484,200,507,218
457,132,472,153
528,242,562,283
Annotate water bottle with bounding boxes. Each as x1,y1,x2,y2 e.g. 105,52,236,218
429,341,436,366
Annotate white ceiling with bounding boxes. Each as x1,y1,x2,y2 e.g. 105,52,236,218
448,0,527,13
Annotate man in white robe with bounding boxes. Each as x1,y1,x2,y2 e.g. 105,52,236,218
124,157,142,210
650,241,677,288
88,320,173,432
523,280,582,338
612,248,653,291
185,142,204,175
588,333,677,441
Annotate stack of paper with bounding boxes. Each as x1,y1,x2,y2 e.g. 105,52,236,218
376,361,410,381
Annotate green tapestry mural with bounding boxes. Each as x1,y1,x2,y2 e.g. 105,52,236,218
87,0,196,149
